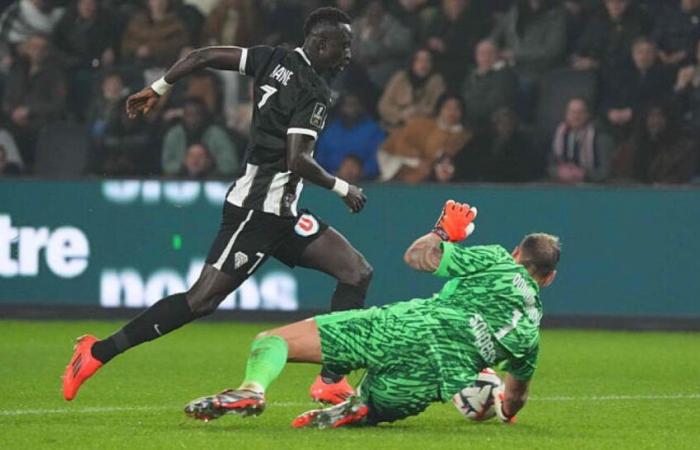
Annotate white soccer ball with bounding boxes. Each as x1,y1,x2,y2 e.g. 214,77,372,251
452,368,503,421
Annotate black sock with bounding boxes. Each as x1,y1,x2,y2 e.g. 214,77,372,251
91,293,195,364
320,366,344,384
329,282,366,312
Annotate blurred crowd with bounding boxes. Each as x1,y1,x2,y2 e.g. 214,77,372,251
0,0,699,185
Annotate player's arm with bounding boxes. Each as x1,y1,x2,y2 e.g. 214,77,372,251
493,374,530,424
404,200,477,272
286,133,367,213
404,233,443,272
126,46,246,118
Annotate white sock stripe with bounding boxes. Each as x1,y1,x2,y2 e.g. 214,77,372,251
212,209,254,270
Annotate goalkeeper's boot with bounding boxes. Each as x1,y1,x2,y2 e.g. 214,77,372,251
184,389,265,422
62,335,103,401
292,396,369,429
309,375,354,405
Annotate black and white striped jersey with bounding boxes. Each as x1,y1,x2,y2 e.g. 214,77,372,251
227,45,331,217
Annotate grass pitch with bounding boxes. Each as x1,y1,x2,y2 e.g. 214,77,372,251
0,320,699,450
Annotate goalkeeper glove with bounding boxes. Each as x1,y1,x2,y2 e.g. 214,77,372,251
492,385,517,424
432,200,477,242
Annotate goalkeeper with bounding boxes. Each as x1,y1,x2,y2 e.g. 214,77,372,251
184,201,560,428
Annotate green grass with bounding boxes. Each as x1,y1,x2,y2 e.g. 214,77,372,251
0,321,699,450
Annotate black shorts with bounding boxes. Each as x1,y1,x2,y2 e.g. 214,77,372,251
205,202,329,278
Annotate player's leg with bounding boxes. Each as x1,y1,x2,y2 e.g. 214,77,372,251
296,227,374,312
184,319,323,421
286,225,373,399
63,205,273,400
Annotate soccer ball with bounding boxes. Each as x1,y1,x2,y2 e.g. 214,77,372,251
452,368,502,421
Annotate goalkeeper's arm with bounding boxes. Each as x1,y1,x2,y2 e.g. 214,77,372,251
403,200,477,272
493,374,530,424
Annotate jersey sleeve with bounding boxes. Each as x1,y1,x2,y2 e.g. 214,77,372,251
240,45,274,78
287,89,329,140
433,243,508,278
502,346,539,381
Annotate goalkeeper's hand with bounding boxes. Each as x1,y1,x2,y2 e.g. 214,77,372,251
432,200,477,242
492,385,517,424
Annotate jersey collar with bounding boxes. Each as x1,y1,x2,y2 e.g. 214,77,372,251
294,47,312,67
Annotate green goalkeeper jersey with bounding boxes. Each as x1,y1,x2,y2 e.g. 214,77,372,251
426,242,542,398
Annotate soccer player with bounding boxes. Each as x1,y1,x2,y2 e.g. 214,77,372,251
63,7,372,404
183,201,560,428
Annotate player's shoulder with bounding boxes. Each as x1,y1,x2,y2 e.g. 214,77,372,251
285,48,331,101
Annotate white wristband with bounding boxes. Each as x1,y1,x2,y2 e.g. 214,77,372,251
150,77,172,96
332,178,350,197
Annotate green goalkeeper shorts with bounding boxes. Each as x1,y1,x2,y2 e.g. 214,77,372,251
314,303,443,423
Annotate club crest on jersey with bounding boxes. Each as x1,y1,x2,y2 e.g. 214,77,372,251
294,214,320,237
310,103,327,128
234,251,249,269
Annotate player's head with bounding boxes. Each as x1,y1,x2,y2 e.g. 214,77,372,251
303,7,353,74
512,233,560,288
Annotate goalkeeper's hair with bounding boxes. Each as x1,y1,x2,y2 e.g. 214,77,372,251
304,7,352,37
518,233,561,278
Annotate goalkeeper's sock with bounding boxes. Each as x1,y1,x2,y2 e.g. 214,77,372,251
91,293,195,364
239,335,288,393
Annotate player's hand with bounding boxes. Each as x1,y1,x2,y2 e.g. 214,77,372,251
432,200,477,242
342,184,367,213
492,385,517,424
126,87,161,119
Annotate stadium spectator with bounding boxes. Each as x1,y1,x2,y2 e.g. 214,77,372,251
2,34,66,166
351,0,412,89
201,0,257,46
491,0,567,82
456,107,543,182
549,98,613,183
86,71,128,147
161,97,239,177
572,0,650,72
460,39,518,128
161,66,224,121
377,47,446,129
612,103,698,184
53,0,119,119
378,93,471,183
179,142,216,178
226,78,253,142
0,143,22,175
121,0,190,68
53,0,118,71
652,0,700,70
316,92,385,181
422,0,491,89
0,126,24,170
256,0,304,47
674,39,700,131
0,0,64,59
388,0,433,32
600,37,673,139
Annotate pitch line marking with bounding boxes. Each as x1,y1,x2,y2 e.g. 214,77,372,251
1,394,699,417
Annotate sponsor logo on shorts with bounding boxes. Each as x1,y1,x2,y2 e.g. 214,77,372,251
234,251,249,270
294,214,319,237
